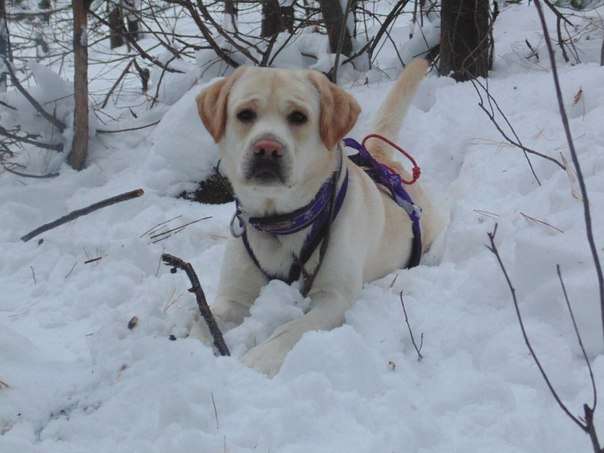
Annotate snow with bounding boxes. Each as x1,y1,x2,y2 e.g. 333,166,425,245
1,4,604,453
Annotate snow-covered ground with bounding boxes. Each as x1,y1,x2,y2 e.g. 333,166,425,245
2,4,604,452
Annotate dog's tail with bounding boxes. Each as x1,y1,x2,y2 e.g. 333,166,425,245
367,58,428,162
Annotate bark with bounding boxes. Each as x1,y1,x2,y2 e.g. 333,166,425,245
223,0,238,34
69,0,89,171
224,0,237,16
123,0,139,41
439,0,490,81
108,2,124,49
0,0,8,93
261,0,281,37
38,0,51,23
318,0,353,55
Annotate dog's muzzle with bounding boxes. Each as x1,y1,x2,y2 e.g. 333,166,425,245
245,138,288,184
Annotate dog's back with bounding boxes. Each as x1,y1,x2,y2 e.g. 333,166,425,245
364,59,441,251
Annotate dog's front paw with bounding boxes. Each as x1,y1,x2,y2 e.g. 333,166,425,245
242,329,295,377
188,311,229,348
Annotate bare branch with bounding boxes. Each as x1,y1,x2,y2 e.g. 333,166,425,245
21,188,144,242
0,125,63,151
469,77,565,172
88,10,183,74
161,253,230,357
97,120,160,134
100,59,134,109
399,291,424,361
2,165,59,179
534,0,604,344
3,59,66,132
557,265,597,412
486,225,587,432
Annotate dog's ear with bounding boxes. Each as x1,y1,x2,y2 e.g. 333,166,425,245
196,67,246,143
307,71,361,149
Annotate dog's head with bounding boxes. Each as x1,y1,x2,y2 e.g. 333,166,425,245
196,67,360,210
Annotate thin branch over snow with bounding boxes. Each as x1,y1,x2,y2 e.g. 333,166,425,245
487,225,602,451
399,291,424,361
161,253,230,357
21,189,145,242
534,0,604,344
3,58,66,132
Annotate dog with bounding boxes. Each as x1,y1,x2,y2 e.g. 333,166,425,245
194,59,438,376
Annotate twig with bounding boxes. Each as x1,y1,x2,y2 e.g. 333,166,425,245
557,265,597,412
148,216,212,242
64,261,77,280
161,253,230,356
399,291,423,361
0,125,64,151
525,39,539,61
556,16,570,63
89,10,183,74
2,165,59,179
3,59,66,132
97,120,160,134
211,392,220,431
140,214,182,238
469,77,565,172
520,211,564,234
0,99,17,110
543,0,573,26
100,59,134,109
486,225,586,431
534,0,604,344
84,256,102,264
21,188,144,242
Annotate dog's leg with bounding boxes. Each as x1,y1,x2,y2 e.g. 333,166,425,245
242,259,363,376
190,238,266,342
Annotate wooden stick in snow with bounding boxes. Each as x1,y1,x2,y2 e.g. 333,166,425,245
21,188,144,242
161,253,230,357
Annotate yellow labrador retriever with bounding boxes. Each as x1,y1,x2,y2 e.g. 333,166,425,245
195,59,438,376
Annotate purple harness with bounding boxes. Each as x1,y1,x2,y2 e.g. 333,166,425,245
232,138,422,285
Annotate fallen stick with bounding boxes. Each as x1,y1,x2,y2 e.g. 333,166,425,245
21,189,144,242
399,291,424,361
161,253,230,357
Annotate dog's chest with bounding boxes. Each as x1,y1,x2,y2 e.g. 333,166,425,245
245,228,319,280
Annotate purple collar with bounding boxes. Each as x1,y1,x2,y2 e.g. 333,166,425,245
245,176,345,235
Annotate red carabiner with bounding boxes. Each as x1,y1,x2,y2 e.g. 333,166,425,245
362,133,421,185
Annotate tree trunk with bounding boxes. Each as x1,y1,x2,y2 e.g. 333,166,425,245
108,1,124,49
123,0,140,41
38,0,51,23
223,0,237,33
439,0,490,81
224,0,237,16
317,0,353,56
261,0,281,37
281,5,294,34
69,0,89,171
0,0,9,93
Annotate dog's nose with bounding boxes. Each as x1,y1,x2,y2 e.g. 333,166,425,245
253,139,283,159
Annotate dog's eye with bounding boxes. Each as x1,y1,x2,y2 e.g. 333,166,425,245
237,109,257,123
287,111,307,125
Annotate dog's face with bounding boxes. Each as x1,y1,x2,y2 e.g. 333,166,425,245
196,67,360,208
